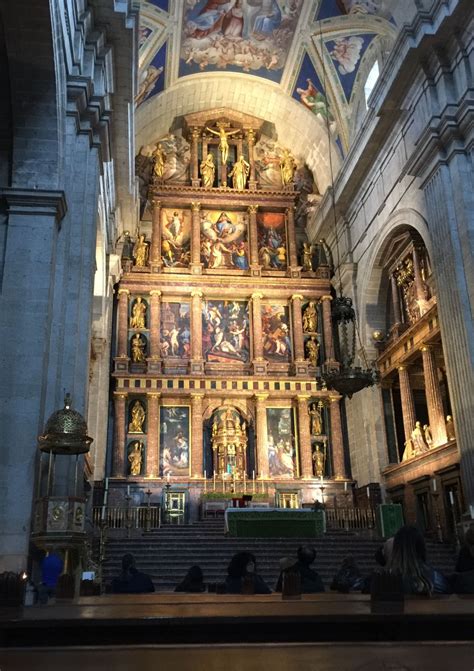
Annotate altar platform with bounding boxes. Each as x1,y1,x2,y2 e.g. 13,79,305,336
224,507,326,537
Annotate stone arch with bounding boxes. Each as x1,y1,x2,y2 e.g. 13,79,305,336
357,208,432,348
202,397,255,425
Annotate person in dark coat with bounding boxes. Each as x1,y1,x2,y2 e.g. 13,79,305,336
110,553,155,594
275,546,325,593
224,552,271,594
174,565,206,593
455,526,474,573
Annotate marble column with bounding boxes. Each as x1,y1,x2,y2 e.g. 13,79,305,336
398,365,416,447
190,127,200,187
291,294,308,375
251,292,266,374
117,288,130,363
286,206,299,274
112,393,127,477
255,394,269,478
191,202,202,274
146,393,160,478
190,289,204,374
391,274,403,325
148,290,161,373
329,396,346,479
150,198,162,273
421,345,448,446
248,205,260,274
297,396,313,479
247,129,257,190
191,393,205,478
321,295,336,363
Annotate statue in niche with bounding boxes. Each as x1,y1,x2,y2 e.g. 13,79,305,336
129,297,147,329
423,424,433,448
302,242,313,272
200,153,215,188
312,442,326,478
446,415,455,441
120,230,134,266
229,155,250,190
279,148,297,187
303,301,318,333
128,441,143,476
131,333,146,363
206,125,240,164
411,421,429,454
306,336,319,366
309,402,323,436
129,400,146,434
133,234,149,268
152,143,166,181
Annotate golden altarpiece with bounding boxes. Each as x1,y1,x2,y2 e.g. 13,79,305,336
109,110,350,518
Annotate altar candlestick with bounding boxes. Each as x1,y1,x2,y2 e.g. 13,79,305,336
127,485,130,496
243,471,246,494
449,490,454,505
432,478,437,493
366,486,370,499
213,471,216,492
344,481,348,492
166,472,171,484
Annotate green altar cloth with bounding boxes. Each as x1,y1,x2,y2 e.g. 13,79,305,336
376,503,404,538
225,508,326,538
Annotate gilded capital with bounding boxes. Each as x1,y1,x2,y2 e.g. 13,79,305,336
321,295,332,302
114,392,128,400
329,395,341,403
191,127,200,140
296,394,311,402
149,289,162,297
118,288,130,297
191,289,204,298
248,204,258,214
255,393,268,402
191,202,201,212
152,198,161,209
147,392,161,400
420,343,431,352
191,392,205,400
247,128,256,143
291,294,304,302
251,292,264,300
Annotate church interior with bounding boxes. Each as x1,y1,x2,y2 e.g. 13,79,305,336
0,0,473,667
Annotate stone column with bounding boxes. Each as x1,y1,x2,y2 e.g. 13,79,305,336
247,129,257,190
391,273,403,325
191,202,202,275
146,393,160,478
191,393,205,478
297,396,313,479
329,396,347,479
248,205,260,274
190,289,204,374
286,206,299,274
190,127,200,187
236,133,243,158
398,365,416,447
420,344,448,446
116,289,130,372
291,294,308,375
150,198,162,273
201,132,208,160
112,393,127,477
412,246,427,306
321,295,336,363
255,394,269,478
148,290,161,373
251,292,267,375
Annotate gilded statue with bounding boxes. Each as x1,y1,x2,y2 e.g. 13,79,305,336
129,400,146,433
229,155,250,190
200,153,215,188
279,148,297,187
309,403,323,436
312,443,326,478
129,297,147,329
306,336,319,366
128,441,143,476
446,415,455,441
411,421,428,454
302,242,313,272
303,301,318,333
133,234,149,268
152,143,166,180
206,125,240,164
131,333,146,363
423,424,433,448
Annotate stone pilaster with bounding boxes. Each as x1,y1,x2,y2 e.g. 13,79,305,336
398,365,416,447
248,205,260,275
291,294,308,375
321,295,336,363
329,396,346,479
412,246,427,312
115,289,130,372
190,127,200,187
286,206,299,276
297,396,313,479
146,393,160,478
255,394,269,478
191,393,205,478
251,292,267,375
191,202,202,275
112,393,127,477
150,198,162,273
247,129,257,190
148,290,161,373
420,344,447,446
190,289,204,374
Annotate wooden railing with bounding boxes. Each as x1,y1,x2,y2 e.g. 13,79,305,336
92,506,161,530
325,507,376,531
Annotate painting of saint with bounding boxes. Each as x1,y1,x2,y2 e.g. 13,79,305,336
261,304,292,362
160,406,190,476
160,302,191,359
202,300,250,363
266,408,297,478
200,210,249,270
257,212,287,270
161,208,191,268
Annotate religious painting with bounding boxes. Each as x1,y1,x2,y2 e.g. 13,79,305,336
261,304,292,362
293,53,336,130
200,209,249,270
160,302,191,359
161,208,191,268
202,300,250,363
179,0,303,83
257,212,287,270
136,42,166,107
160,406,190,476
326,34,376,101
266,407,297,478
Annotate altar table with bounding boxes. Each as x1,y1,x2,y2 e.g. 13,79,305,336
224,507,326,537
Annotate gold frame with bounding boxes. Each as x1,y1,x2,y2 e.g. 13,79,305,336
265,405,300,479
158,403,192,478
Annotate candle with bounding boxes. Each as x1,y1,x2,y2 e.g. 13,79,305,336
344,482,348,492
432,478,437,493
105,477,109,492
252,470,255,481
366,487,370,499
213,471,216,492
127,485,130,496
469,504,474,519
166,472,171,484
320,475,323,485
449,491,454,505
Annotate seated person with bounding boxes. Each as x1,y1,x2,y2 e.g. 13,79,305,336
225,552,271,594
110,553,155,594
275,546,325,593
452,526,474,594
330,556,363,593
174,565,206,593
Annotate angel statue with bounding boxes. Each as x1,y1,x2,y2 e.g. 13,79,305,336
206,124,240,164
128,441,143,476
302,242,313,272
129,400,146,433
